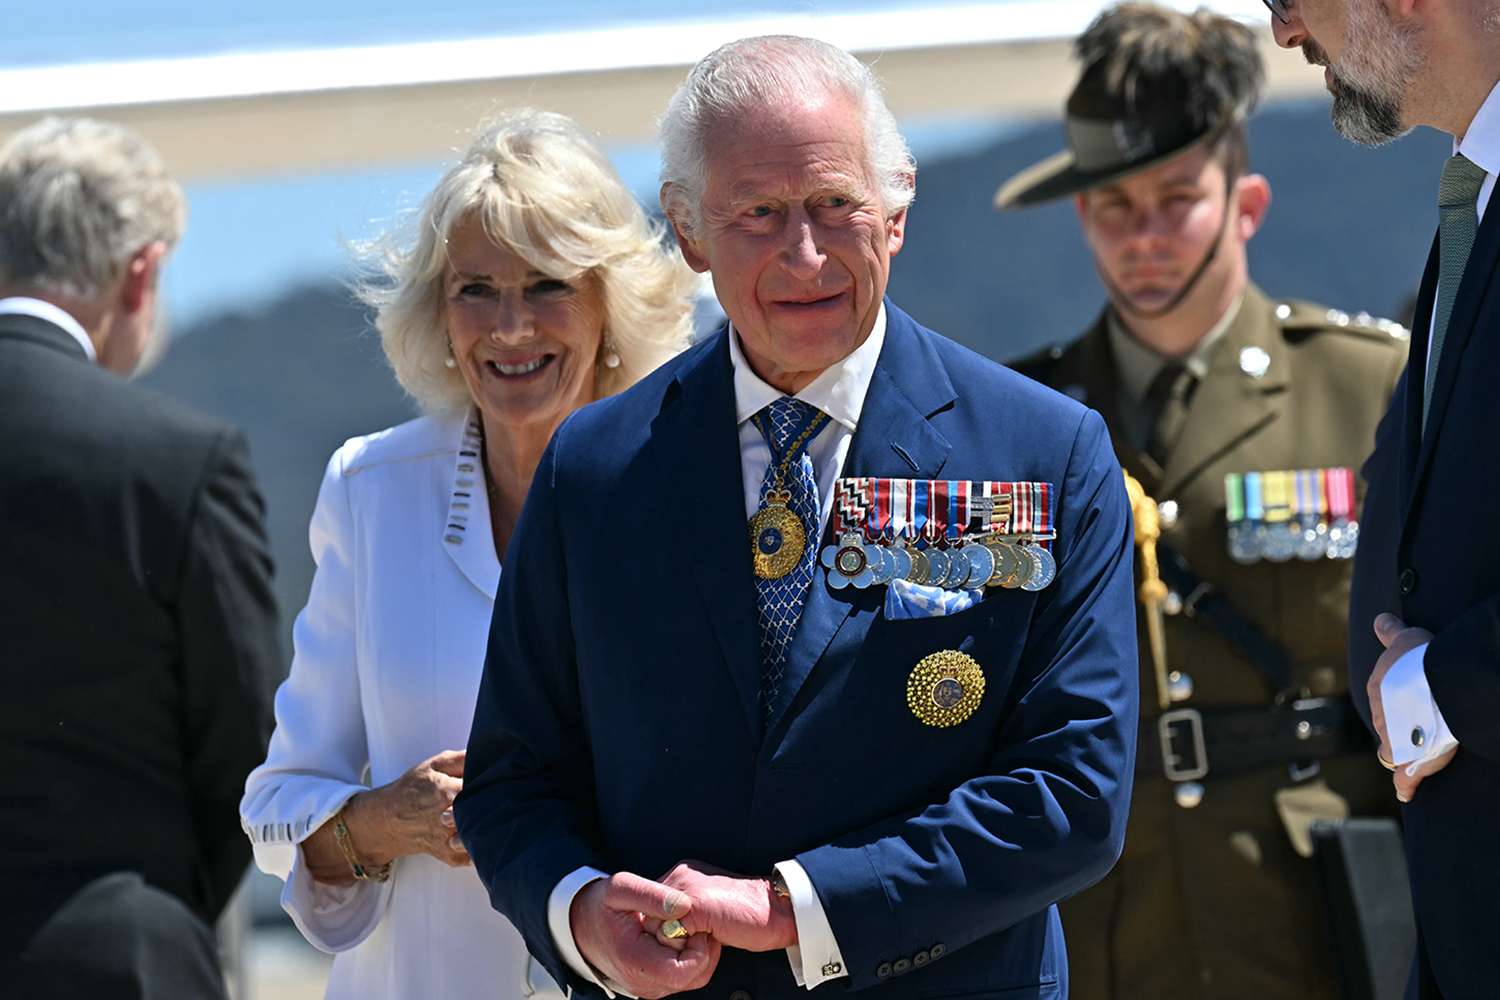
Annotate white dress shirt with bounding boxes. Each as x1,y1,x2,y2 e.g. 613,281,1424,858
1380,82,1500,770
548,309,888,995
0,296,97,362
240,413,561,1000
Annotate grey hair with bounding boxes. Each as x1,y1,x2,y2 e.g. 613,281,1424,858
0,117,186,301
356,108,696,415
659,35,916,236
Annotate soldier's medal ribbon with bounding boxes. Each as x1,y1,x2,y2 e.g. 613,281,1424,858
1261,470,1297,562
1325,466,1359,560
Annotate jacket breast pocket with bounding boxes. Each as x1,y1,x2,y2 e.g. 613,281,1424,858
821,594,1034,773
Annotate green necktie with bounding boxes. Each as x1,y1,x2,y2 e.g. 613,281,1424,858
1426,153,1489,432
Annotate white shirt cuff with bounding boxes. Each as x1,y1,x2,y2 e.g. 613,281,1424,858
775,860,848,989
549,866,632,999
1381,642,1460,770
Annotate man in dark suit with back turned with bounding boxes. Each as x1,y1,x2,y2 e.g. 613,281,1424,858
1269,2,1500,997
0,117,281,998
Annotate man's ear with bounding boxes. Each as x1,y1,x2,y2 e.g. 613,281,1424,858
1073,192,1090,224
660,184,710,273
884,172,915,257
120,241,167,314
886,205,909,257
1233,174,1272,242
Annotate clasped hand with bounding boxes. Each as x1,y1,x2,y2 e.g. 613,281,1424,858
1369,614,1457,802
569,861,797,999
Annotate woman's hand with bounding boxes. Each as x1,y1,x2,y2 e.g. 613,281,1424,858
301,749,470,883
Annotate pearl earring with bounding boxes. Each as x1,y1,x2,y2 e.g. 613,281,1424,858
602,337,621,370
444,339,457,369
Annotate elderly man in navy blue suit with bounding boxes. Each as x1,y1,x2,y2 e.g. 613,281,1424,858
456,35,1138,1000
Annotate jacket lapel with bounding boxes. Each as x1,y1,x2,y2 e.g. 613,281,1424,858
440,413,502,600
1406,206,1500,523
769,303,955,735
653,332,766,737
1400,233,1440,508
1160,287,1286,498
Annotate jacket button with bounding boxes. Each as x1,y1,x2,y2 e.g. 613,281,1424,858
876,963,893,980
1399,568,1418,595
729,991,751,1000
913,950,930,967
893,959,912,975
930,943,946,959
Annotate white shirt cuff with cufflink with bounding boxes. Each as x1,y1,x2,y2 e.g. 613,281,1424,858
549,866,626,998
775,860,849,989
1381,642,1460,772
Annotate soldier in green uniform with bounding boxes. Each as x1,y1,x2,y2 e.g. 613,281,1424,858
996,5,1409,998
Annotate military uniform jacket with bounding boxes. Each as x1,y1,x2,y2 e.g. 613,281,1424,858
1014,285,1407,999
1018,286,1406,708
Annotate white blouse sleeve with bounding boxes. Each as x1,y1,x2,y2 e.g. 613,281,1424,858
239,443,393,953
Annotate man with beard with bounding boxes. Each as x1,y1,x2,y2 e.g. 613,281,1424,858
1270,1,1500,996
1001,6,1409,997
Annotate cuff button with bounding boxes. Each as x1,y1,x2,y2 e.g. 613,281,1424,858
893,959,912,975
913,951,930,967
876,962,893,980
930,943,946,959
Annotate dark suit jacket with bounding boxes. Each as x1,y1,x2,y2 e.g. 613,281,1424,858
456,302,1139,1000
0,313,280,964
1350,209,1500,999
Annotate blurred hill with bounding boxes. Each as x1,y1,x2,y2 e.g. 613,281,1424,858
142,100,1450,653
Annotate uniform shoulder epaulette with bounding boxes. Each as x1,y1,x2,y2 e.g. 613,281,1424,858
1008,340,1072,378
1273,300,1410,343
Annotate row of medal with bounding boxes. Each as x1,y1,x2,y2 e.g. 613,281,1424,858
820,478,1058,593
1224,467,1359,564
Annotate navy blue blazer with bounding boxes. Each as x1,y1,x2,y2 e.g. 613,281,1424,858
456,303,1139,1000
1351,210,1500,999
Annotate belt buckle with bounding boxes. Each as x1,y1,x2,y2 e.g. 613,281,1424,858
1158,708,1208,782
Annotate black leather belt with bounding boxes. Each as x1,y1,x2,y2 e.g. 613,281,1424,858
1135,697,1373,781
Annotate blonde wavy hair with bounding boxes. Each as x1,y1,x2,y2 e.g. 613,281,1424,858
358,109,695,415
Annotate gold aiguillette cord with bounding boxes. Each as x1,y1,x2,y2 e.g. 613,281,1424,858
1124,472,1171,711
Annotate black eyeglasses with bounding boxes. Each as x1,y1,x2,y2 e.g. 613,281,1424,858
1262,0,1291,24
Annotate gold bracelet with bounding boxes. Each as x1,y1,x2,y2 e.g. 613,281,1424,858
333,808,391,882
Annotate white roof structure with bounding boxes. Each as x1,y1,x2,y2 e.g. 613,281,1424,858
0,2,1322,180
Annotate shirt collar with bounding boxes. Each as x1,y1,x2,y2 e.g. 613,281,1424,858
728,304,887,431
1456,77,1500,176
1107,291,1244,404
0,296,97,362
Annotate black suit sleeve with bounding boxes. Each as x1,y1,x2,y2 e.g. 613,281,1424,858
174,430,281,919
1427,601,1500,763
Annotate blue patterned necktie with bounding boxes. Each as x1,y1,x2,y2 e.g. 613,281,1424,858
752,396,825,726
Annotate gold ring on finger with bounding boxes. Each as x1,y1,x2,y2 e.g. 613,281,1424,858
1377,749,1396,771
660,919,688,940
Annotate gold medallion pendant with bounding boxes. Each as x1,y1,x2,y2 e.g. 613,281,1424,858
907,650,986,727
750,489,806,579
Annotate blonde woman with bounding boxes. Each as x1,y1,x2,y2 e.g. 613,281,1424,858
240,109,694,998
